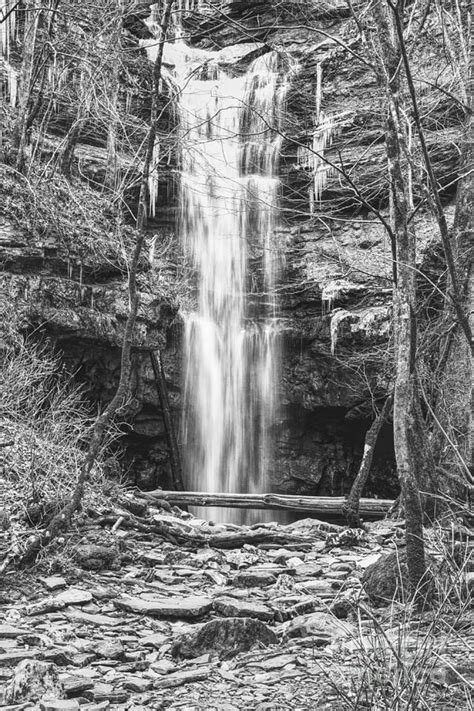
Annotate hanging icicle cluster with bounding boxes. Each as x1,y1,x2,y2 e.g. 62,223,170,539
0,0,18,107
296,63,337,212
176,0,203,12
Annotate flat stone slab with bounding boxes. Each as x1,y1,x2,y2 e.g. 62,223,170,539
141,632,169,648
26,589,93,616
55,588,93,605
114,595,212,618
62,674,94,696
281,611,354,642
0,624,32,638
123,675,153,693
140,551,166,566
213,597,274,621
40,576,67,591
294,580,334,595
26,598,66,616
0,650,39,665
153,666,213,689
40,701,80,711
64,609,122,627
233,571,277,588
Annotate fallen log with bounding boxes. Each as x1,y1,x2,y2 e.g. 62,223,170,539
94,513,321,548
138,491,393,520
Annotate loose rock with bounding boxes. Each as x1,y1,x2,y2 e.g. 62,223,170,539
115,595,212,618
233,571,277,588
3,660,63,705
362,549,435,605
172,617,278,659
280,611,354,642
214,597,274,621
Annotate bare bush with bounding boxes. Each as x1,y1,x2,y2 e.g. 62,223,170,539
0,338,121,519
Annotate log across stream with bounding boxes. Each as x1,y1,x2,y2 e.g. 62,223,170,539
140,491,393,521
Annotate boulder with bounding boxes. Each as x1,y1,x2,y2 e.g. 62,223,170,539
362,549,435,606
74,544,120,571
172,617,278,659
280,611,354,643
3,660,63,705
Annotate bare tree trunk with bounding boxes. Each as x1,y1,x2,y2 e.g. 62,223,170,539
60,118,83,177
343,395,392,528
390,0,472,351
105,0,122,191
14,0,38,172
24,1,61,135
432,20,473,498
371,1,431,600
150,350,184,491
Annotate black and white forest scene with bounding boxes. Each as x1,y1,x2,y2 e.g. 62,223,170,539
0,0,473,708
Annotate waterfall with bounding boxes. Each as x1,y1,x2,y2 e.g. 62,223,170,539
144,13,292,523
180,51,290,523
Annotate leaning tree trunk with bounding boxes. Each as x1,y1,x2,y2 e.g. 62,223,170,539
343,395,392,528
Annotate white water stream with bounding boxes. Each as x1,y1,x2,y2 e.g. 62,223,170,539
145,12,292,522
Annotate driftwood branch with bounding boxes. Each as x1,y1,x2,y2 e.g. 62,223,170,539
138,490,393,520
94,512,329,549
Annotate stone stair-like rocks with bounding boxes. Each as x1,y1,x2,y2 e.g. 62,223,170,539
1,503,472,709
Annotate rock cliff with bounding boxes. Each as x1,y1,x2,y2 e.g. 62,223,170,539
0,0,459,498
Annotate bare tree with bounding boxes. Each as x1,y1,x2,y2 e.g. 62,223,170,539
20,0,175,560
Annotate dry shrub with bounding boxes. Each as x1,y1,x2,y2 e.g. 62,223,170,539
0,337,121,520
321,527,473,710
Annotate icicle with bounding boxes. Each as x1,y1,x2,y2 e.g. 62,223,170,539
295,64,339,209
7,64,17,106
149,233,158,264
315,62,322,123
148,139,160,218
330,309,350,355
308,184,314,215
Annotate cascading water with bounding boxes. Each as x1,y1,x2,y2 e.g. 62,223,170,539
180,51,291,523
145,12,293,522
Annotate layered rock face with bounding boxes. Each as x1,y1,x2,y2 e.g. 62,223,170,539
1,0,459,497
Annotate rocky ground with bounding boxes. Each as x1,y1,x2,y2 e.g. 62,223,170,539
0,497,473,710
